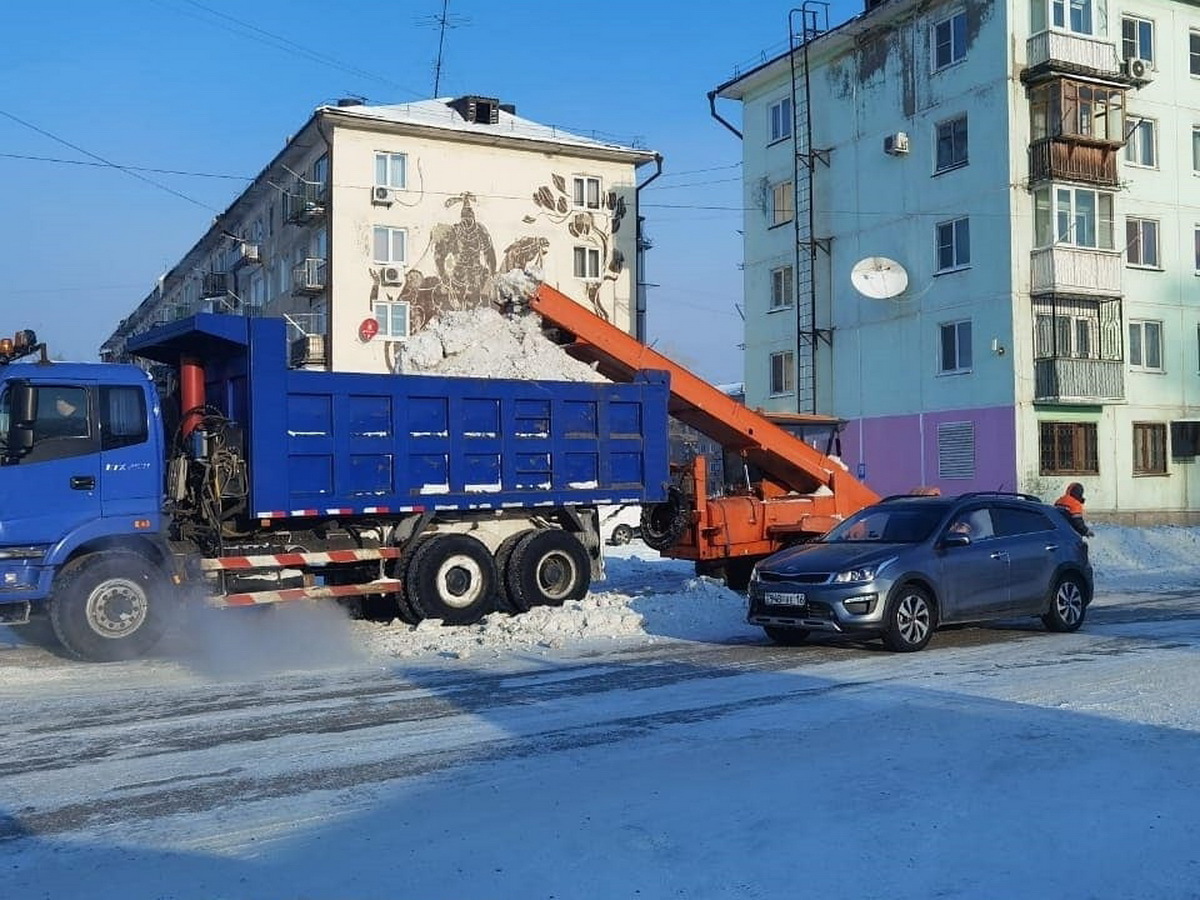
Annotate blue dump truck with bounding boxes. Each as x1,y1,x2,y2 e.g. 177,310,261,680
0,315,670,661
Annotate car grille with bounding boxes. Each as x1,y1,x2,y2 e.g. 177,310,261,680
758,571,830,585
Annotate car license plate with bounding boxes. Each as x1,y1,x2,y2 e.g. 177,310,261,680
765,591,806,607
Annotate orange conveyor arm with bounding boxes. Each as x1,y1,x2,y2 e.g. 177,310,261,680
529,283,880,512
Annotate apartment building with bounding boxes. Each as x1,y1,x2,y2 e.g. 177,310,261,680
102,96,659,373
714,0,1200,521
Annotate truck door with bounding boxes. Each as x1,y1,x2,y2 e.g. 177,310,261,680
97,384,160,518
0,382,102,546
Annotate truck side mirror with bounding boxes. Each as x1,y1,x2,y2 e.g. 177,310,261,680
6,382,37,459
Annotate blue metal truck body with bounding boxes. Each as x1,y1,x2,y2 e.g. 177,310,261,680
0,314,671,660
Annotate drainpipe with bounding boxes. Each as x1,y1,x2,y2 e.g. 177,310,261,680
633,153,664,343
708,90,743,140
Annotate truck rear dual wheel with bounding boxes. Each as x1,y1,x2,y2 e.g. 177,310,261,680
404,534,498,625
49,551,169,662
503,529,591,612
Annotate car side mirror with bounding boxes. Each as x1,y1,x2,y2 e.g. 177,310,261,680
4,381,36,461
942,532,971,548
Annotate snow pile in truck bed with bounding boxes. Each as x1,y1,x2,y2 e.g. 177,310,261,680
395,270,606,383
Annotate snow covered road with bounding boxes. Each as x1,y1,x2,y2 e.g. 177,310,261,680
2,535,1199,898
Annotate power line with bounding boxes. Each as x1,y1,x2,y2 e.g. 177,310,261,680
0,152,250,181
0,108,218,211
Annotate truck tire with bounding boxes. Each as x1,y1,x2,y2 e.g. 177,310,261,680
640,487,691,551
506,529,591,610
48,551,169,662
493,529,535,614
404,534,498,625
389,538,430,625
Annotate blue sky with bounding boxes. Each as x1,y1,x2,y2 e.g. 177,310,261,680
2,0,860,382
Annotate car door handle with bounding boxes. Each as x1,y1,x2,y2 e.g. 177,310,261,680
1044,544,1058,552
989,551,1009,560
70,476,95,491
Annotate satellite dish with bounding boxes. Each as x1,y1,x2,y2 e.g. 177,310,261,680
850,257,909,300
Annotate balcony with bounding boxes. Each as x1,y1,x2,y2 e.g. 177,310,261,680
1024,30,1122,81
201,272,229,298
1028,138,1118,187
284,180,328,224
1034,357,1124,403
1030,246,1121,296
291,258,327,296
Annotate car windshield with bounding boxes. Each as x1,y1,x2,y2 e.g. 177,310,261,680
823,505,945,544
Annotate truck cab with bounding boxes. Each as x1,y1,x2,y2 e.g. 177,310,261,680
0,334,167,644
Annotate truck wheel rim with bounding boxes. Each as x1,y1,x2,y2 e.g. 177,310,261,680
86,578,149,638
436,556,484,609
537,551,577,602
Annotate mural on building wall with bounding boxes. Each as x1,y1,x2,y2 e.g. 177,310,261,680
369,174,628,353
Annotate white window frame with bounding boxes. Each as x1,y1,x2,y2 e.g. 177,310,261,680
1124,116,1157,168
1193,127,1200,174
1036,313,1096,359
932,11,967,71
1126,217,1160,269
573,176,602,210
1194,225,1200,273
1121,15,1154,64
770,265,793,310
374,300,410,339
1192,30,1200,77
939,319,973,374
1033,185,1115,249
1128,319,1164,372
1047,0,1093,35
769,350,795,396
771,181,794,227
573,246,601,280
935,114,969,172
768,97,792,143
374,152,407,189
372,226,407,264
936,217,971,272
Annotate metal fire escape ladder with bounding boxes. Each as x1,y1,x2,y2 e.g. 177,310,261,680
788,3,832,415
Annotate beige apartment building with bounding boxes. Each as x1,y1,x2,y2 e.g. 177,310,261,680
102,96,660,372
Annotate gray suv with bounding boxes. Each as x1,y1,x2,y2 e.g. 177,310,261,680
747,492,1093,652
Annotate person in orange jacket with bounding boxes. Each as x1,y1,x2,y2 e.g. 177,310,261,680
1054,482,1094,537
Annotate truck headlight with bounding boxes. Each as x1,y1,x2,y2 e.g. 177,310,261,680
0,546,48,560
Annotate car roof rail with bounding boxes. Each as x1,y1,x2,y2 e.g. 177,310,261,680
952,490,1043,503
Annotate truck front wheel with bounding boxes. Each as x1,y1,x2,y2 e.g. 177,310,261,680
49,552,169,662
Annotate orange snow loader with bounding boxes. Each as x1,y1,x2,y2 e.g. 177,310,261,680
527,283,880,589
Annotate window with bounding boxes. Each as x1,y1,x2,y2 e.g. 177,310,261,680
936,217,971,271
932,11,967,70
1124,117,1157,167
1191,30,1200,76
940,320,972,373
1133,422,1167,475
1193,128,1200,173
374,300,410,339
373,226,406,263
1194,226,1200,271
1033,186,1115,249
99,386,148,451
769,97,792,143
770,266,793,309
1171,420,1200,459
769,351,794,396
374,152,407,189
1029,80,1125,143
1039,421,1099,475
1128,319,1163,371
935,115,968,172
1036,314,1095,359
771,181,793,226
312,153,329,186
573,176,601,210
573,246,601,280
1121,16,1154,63
1126,218,1160,268
1055,0,1092,34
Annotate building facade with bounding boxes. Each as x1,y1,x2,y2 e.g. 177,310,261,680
715,0,1200,521
102,97,659,374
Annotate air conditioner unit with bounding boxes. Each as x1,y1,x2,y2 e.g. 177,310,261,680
1123,57,1152,80
883,131,910,155
372,186,394,206
380,265,404,286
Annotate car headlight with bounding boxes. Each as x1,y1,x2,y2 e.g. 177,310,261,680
749,565,761,584
832,557,895,584
833,567,875,584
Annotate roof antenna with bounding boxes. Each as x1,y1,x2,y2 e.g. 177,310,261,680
418,0,470,97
